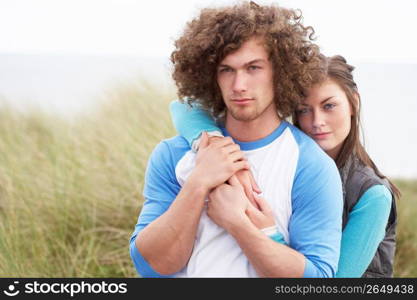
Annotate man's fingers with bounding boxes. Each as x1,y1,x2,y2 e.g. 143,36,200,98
248,169,262,194
246,199,257,211
238,172,258,207
246,191,259,209
254,194,271,212
245,199,262,217
233,160,250,172
228,174,240,187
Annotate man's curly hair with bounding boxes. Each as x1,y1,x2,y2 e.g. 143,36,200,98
171,1,323,119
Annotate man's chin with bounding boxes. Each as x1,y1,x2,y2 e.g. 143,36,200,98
231,113,257,122
229,109,258,122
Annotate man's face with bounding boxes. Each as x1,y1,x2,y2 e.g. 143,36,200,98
216,37,276,122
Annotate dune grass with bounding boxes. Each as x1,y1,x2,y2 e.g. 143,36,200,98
0,82,175,277
0,82,415,277
392,179,417,277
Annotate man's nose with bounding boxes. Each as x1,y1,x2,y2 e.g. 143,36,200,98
232,71,248,93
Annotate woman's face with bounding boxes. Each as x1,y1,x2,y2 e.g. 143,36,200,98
297,78,353,160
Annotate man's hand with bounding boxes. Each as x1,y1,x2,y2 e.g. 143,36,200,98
204,135,262,204
234,168,261,207
207,173,276,232
206,175,249,231
245,194,276,230
189,132,249,191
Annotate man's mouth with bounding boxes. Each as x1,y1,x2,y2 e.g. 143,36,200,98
231,98,254,105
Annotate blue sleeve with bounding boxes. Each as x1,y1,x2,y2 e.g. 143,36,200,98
269,232,288,245
129,140,182,278
336,185,392,278
289,131,343,278
169,100,221,146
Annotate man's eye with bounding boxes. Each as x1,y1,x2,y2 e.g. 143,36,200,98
297,108,309,115
248,65,260,71
219,68,232,73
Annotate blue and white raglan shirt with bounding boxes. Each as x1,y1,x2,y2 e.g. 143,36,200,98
130,121,343,278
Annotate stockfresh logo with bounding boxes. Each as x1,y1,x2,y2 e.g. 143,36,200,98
3,281,20,297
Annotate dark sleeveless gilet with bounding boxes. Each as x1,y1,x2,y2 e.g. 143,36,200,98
339,155,397,278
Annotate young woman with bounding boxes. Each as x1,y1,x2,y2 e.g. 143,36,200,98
169,55,399,278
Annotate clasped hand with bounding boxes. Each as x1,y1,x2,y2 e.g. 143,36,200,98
191,132,276,232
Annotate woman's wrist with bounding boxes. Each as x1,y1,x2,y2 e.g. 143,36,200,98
260,226,287,245
260,225,279,236
192,130,224,152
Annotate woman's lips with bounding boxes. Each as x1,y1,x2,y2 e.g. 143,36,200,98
313,132,331,140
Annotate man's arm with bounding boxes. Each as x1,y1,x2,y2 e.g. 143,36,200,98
229,218,305,277
131,134,249,276
286,140,343,278
207,140,343,277
207,177,305,277
136,177,208,275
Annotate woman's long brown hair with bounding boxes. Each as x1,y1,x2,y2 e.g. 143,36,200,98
294,55,401,199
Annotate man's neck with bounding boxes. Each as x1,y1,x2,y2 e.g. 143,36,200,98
225,113,281,142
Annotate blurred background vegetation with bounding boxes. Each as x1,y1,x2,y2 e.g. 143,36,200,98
0,82,415,277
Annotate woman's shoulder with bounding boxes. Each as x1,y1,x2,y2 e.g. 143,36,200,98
345,156,389,190
343,155,393,210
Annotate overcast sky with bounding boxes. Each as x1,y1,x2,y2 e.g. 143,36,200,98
1,0,417,63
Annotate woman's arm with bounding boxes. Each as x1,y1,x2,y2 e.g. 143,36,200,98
170,99,262,199
169,100,223,151
169,100,288,246
336,184,392,277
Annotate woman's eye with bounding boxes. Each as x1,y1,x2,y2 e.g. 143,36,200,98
323,103,335,110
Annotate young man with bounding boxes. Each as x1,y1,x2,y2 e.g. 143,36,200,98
130,2,343,277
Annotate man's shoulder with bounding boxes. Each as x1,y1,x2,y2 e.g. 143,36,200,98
284,123,338,179
285,123,330,161
160,135,191,149
285,123,319,149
